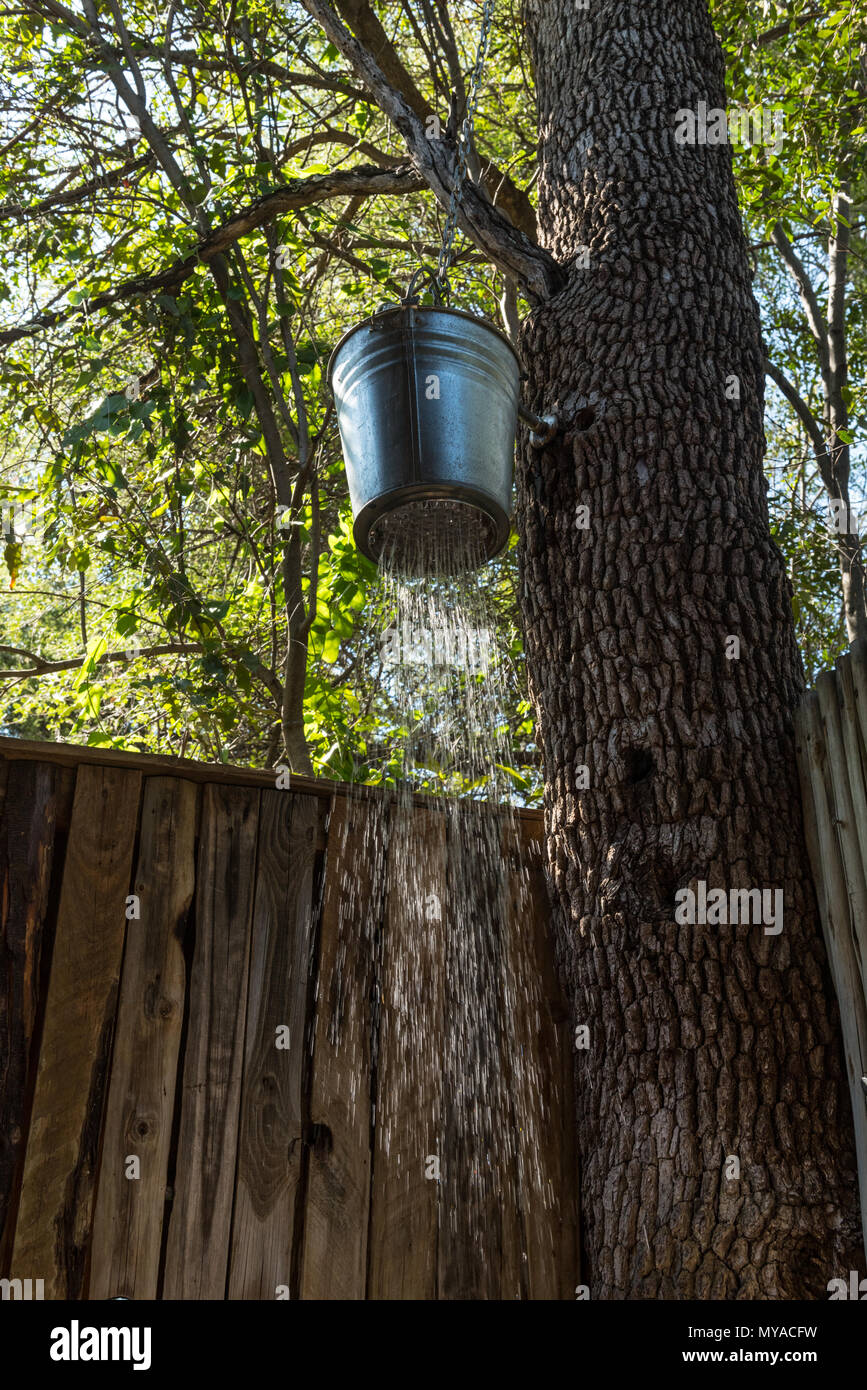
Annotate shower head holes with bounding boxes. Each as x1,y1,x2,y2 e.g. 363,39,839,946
367,498,500,575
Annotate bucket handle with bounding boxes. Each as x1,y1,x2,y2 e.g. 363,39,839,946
377,269,560,446
401,265,449,308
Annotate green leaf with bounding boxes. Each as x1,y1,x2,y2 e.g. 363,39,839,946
73,634,108,690
321,629,340,663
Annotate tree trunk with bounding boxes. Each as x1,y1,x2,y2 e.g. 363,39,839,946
518,0,863,1298
826,186,867,647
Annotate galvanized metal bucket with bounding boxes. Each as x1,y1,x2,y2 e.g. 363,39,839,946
328,305,520,571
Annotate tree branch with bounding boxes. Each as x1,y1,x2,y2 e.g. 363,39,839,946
0,163,423,345
754,8,824,48
0,151,155,220
827,185,851,441
332,0,536,238
120,36,368,100
764,357,829,480
0,641,202,679
771,223,832,389
0,639,283,703
299,0,563,302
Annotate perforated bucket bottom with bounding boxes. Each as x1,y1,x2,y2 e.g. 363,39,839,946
366,498,499,575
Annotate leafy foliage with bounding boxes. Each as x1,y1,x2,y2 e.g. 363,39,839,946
0,1,864,791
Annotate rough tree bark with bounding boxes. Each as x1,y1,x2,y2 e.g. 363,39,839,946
517,0,863,1297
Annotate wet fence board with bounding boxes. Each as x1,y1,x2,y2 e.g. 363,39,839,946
88,777,199,1299
0,760,74,1274
162,784,260,1299
506,820,579,1299
227,791,319,1300
369,806,447,1299
0,738,578,1300
438,806,524,1301
299,796,381,1300
10,764,141,1298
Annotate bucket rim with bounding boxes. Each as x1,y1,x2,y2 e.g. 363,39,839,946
352,481,512,567
326,302,521,387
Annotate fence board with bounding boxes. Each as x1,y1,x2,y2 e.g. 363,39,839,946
162,783,260,1299
0,760,74,1274
299,795,383,1299
88,776,198,1299
438,807,534,1300
849,642,867,759
506,820,578,1299
0,741,577,1301
817,671,867,1000
795,692,867,1258
837,657,867,880
10,764,141,1298
368,805,447,1299
0,737,542,827
227,790,319,1300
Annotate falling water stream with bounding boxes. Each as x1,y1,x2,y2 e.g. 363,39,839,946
323,506,556,1291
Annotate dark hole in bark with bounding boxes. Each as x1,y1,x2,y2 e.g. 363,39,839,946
777,1235,828,1299
632,856,682,922
649,865,681,917
625,747,654,785
574,405,596,431
664,873,684,916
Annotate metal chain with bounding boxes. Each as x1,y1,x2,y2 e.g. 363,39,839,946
434,0,496,295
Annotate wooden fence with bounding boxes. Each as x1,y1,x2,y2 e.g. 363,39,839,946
0,736,578,1300
795,637,867,1257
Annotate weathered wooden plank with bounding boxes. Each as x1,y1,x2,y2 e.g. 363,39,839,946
0,737,543,826
88,777,198,1299
227,790,320,1300
837,656,867,877
0,760,74,1275
11,764,141,1298
848,639,867,765
368,804,447,1299
504,818,579,1299
795,694,867,1258
559,975,581,1300
847,647,867,989
299,795,383,1300
818,667,867,1002
162,783,259,1299
437,804,524,1300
